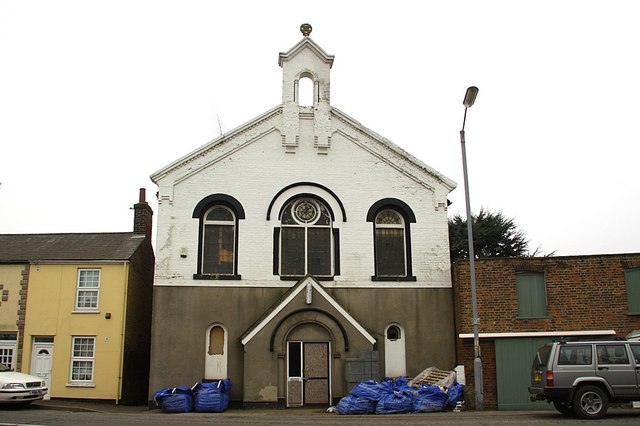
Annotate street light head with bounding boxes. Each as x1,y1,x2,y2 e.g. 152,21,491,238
463,86,479,108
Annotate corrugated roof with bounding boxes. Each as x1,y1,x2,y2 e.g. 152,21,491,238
0,233,145,262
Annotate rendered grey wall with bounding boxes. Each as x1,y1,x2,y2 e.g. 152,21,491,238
148,285,455,402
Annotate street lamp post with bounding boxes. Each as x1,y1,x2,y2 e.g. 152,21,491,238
460,86,483,410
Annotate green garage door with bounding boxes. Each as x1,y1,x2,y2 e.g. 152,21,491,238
495,337,553,410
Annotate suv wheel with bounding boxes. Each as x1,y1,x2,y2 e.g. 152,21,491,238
573,385,608,419
552,399,573,416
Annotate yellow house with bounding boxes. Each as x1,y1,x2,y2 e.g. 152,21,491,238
0,264,25,369
0,189,154,404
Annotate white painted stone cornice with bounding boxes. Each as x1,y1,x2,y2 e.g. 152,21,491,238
278,37,335,68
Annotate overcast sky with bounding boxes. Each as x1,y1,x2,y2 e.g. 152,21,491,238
1,0,638,256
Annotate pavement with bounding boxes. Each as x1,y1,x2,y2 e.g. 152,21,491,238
32,398,337,415
32,398,152,414
32,398,640,417
25,399,640,425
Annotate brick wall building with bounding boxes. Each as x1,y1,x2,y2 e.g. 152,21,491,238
452,253,640,409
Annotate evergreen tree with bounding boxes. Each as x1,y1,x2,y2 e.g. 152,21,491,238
449,208,529,261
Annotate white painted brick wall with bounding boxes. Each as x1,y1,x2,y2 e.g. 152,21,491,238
153,110,453,288
152,37,454,289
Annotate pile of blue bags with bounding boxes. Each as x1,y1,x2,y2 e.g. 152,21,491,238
336,376,462,415
153,379,232,413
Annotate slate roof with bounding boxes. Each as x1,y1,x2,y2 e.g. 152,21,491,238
0,233,145,263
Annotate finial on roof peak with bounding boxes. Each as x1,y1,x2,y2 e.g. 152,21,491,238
300,23,312,37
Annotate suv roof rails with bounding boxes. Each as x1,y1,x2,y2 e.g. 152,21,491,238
554,336,625,343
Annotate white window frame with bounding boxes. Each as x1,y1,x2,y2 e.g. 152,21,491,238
75,269,100,311
374,209,407,277
0,340,17,370
70,336,95,384
280,198,334,277
201,205,236,275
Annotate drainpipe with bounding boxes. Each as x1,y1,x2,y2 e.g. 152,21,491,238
116,261,130,404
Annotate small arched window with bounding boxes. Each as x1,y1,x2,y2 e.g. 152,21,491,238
202,205,235,275
386,325,401,341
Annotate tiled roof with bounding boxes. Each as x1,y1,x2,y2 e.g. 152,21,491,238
0,233,145,262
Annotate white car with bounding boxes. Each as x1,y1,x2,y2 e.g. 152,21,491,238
0,364,48,404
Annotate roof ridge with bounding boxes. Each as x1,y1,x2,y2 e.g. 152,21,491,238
0,231,134,237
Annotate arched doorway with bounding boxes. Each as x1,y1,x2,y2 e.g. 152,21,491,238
384,323,406,377
205,324,227,379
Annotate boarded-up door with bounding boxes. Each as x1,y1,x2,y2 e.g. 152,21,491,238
495,337,553,410
205,324,227,380
304,342,329,404
287,341,330,406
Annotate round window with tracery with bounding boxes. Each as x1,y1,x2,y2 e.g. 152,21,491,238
293,199,319,224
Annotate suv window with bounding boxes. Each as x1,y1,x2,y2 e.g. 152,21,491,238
630,344,640,363
558,345,592,365
596,344,629,365
533,344,551,368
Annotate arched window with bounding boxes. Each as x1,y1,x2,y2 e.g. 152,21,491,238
202,205,235,275
193,194,244,279
367,199,416,281
386,325,401,341
280,197,333,277
375,209,406,277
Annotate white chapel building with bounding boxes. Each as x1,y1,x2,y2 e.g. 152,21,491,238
148,24,457,407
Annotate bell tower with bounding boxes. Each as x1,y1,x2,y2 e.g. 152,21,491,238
278,24,335,154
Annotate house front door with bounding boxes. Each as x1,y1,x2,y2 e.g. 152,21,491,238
287,341,330,406
30,339,53,400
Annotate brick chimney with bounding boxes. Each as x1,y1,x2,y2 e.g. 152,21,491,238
133,188,153,239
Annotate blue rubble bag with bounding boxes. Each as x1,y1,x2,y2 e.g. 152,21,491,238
336,394,376,415
445,382,463,409
350,380,387,401
375,389,415,414
412,384,448,413
193,379,232,413
153,385,194,413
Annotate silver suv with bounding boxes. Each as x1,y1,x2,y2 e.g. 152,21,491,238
529,339,640,419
